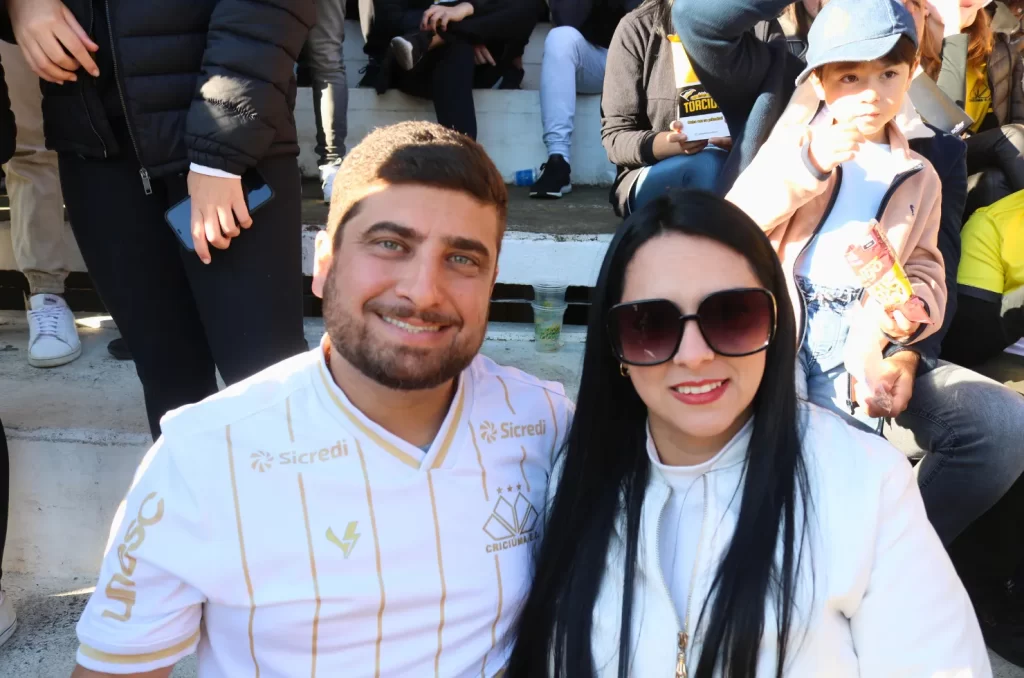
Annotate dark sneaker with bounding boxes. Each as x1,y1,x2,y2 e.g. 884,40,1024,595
391,31,431,71
358,58,381,88
529,155,572,199
107,337,133,361
499,66,525,90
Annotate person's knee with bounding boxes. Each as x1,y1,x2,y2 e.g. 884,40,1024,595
544,26,586,64
999,123,1024,154
307,35,344,70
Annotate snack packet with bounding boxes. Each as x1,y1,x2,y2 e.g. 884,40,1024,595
844,222,933,324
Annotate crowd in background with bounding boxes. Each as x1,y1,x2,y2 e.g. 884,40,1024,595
0,0,1022,671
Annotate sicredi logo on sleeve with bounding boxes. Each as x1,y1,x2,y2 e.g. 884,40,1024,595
669,35,729,141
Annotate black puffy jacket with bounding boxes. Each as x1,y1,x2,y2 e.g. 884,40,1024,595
25,0,314,184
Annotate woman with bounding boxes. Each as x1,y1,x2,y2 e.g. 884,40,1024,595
601,0,730,216
923,0,1024,213
7,0,314,439
507,191,987,677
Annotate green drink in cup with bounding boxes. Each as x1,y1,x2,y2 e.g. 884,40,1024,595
532,302,567,352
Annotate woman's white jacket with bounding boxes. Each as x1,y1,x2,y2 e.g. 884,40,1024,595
555,404,991,677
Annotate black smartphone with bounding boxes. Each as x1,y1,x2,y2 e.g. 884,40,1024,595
164,169,275,252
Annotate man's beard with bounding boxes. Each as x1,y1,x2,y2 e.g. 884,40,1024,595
322,274,485,391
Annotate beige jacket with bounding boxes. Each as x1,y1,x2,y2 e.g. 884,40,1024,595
727,88,947,366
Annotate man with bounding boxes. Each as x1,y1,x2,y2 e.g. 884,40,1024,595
0,40,81,368
529,0,638,199
307,0,349,202
673,0,1024,658
363,0,541,139
70,121,572,677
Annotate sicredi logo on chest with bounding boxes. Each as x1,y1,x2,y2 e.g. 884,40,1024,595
478,419,547,444
250,440,350,472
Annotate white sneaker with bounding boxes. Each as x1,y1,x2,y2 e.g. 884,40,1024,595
0,591,17,648
26,293,82,368
320,163,340,204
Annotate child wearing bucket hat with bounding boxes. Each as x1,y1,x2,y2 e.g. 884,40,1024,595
727,0,947,433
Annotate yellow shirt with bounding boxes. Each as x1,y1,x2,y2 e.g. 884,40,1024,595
958,191,1024,301
965,62,993,134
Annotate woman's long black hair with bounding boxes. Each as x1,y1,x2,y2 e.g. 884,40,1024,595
507,191,811,678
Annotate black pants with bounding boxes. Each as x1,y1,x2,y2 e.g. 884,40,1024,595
0,417,7,587
59,126,307,439
965,123,1024,216
392,0,539,139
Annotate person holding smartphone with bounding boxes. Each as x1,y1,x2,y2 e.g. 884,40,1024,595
6,0,315,439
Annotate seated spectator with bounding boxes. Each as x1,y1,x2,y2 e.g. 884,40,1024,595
601,0,730,216
673,0,1024,660
942,189,1024,367
922,1,1024,214
529,0,640,199
729,0,945,435
507,190,989,677
365,0,541,140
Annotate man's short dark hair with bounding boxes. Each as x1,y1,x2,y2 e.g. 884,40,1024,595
326,121,509,249
814,35,919,78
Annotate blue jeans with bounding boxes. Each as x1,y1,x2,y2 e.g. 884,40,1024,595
627,147,728,213
885,362,1024,545
796,277,882,434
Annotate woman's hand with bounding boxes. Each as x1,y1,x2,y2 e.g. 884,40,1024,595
653,121,709,160
421,3,474,33
187,171,253,264
9,0,99,83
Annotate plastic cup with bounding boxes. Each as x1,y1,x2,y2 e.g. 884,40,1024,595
532,302,567,353
532,281,568,308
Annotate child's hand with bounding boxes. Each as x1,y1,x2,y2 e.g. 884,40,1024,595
868,299,920,340
807,121,865,174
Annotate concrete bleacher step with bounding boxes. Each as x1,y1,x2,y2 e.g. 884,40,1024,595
0,182,621,289
294,21,615,185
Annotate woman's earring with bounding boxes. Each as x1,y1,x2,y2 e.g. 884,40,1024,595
619,363,630,377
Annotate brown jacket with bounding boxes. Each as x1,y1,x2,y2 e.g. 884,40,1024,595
727,89,947,367
989,31,1024,125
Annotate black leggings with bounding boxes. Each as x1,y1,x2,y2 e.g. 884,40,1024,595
965,123,1024,215
59,123,307,439
392,0,540,139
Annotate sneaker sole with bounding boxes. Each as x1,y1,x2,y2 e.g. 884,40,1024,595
28,343,83,368
529,185,572,200
391,38,417,71
0,618,17,648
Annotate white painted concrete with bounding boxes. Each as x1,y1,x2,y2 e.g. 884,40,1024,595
297,87,614,185
295,21,615,184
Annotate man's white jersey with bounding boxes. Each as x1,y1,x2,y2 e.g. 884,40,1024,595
76,338,573,677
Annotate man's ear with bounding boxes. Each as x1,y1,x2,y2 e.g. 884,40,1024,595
312,229,334,299
809,70,828,102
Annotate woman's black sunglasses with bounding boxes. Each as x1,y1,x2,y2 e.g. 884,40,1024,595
607,288,778,366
